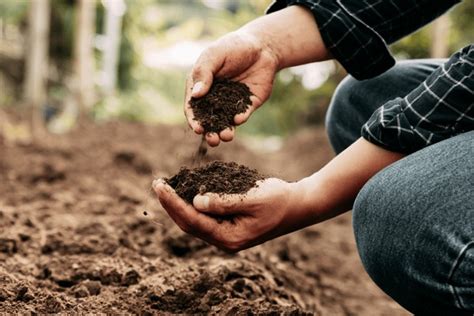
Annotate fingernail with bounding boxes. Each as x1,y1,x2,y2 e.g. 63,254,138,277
192,82,204,96
152,179,162,190
194,195,209,209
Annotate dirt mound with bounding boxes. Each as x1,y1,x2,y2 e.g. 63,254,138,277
166,160,264,204
190,79,251,133
0,119,407,315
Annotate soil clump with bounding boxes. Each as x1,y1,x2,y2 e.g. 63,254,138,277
165,160,264,204
190,78,252,134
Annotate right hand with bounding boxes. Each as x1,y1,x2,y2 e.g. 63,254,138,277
184,31,280,146
153,177,307,252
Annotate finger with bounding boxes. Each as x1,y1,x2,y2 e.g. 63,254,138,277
191,48,223,98
184,76,204,134
219,127,234,142
234,106,254,125
152,179,219,236
184,106,204,134
193,192,249,215
234,95,260,125
206,133,220,147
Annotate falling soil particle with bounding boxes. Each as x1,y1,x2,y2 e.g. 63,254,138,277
165,160,264,204
189,78,252,134
191,136,208,166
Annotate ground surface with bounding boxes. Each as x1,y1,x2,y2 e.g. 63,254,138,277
0,120,409,315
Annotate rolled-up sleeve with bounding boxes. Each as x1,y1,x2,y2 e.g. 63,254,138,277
267,0,460,80
361,45,474,153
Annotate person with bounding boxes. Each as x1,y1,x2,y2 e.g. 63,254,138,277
153,1,473,314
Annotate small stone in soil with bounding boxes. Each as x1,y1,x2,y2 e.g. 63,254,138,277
83,280,101,296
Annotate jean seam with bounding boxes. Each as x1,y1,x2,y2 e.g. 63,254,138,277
447,241,474,310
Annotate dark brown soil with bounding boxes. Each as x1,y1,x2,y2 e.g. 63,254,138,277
165,160,264,204
0,118,408,315
190,78,252,134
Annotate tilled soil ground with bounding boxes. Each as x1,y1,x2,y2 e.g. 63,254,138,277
0,120,408,315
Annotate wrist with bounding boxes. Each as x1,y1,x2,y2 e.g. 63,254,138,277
290,173,331,224
241,5,330,70
284,177,321,227
236,24,282,71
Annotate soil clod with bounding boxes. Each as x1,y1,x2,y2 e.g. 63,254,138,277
165,161,264,204
190,79,252,134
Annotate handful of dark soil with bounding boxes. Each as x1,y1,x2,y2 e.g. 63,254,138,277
165,161,264,204
190,79,252,134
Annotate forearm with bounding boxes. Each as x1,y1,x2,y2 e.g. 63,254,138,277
291,138,405,224
238,5,331,70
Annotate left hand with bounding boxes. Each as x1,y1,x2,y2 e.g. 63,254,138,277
153,178,305,252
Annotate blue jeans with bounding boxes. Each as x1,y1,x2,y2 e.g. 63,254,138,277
326,60,474,315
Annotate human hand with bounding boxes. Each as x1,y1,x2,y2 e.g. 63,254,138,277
153,178,308,252
184,31,280,147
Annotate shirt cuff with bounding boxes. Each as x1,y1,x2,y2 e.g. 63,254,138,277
362,44,474,154
361,98,457,154
361,99,419,153
266,0,395,80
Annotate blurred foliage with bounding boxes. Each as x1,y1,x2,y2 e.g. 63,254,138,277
96,1,136,90
0,1,27,24
240,69,343,136
391,1,474,58
49,0,75,66
0,0,473,136
450,0,474,48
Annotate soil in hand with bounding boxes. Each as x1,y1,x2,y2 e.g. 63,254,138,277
190,79,252,134
165,160,264,204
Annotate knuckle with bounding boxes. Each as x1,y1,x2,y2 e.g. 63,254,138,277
221,236,244,253
222,242,243,253
192,64,204,78
176,221,192,235
227,200,239,210
200,47,213,59
185,217,199,231
211,202,226,214
211,233,242,253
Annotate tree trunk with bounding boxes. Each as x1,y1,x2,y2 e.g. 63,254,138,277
23,0,50,139
102,0,125,95
431,15,450,58
74,0,96,118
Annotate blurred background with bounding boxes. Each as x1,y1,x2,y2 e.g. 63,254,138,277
0,0,473,143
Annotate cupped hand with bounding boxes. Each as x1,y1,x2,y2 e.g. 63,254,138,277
153,178,306,252
184,31,280,147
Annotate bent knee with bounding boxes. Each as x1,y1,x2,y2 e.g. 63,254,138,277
326,76,366,154
352,163,474,315
352,172,390,281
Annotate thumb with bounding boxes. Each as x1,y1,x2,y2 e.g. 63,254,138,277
191,66,212,98
193,193,246,215
191,49,223,98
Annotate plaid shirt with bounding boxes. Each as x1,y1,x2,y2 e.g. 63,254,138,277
268,0,473,153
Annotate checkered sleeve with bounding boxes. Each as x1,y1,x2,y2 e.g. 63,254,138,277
267,0,460,80
362,44,474,153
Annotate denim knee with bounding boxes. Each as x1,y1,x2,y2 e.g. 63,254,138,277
326,76,355,154
325,76,370,154
352,173,391,297
353,158,474,315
